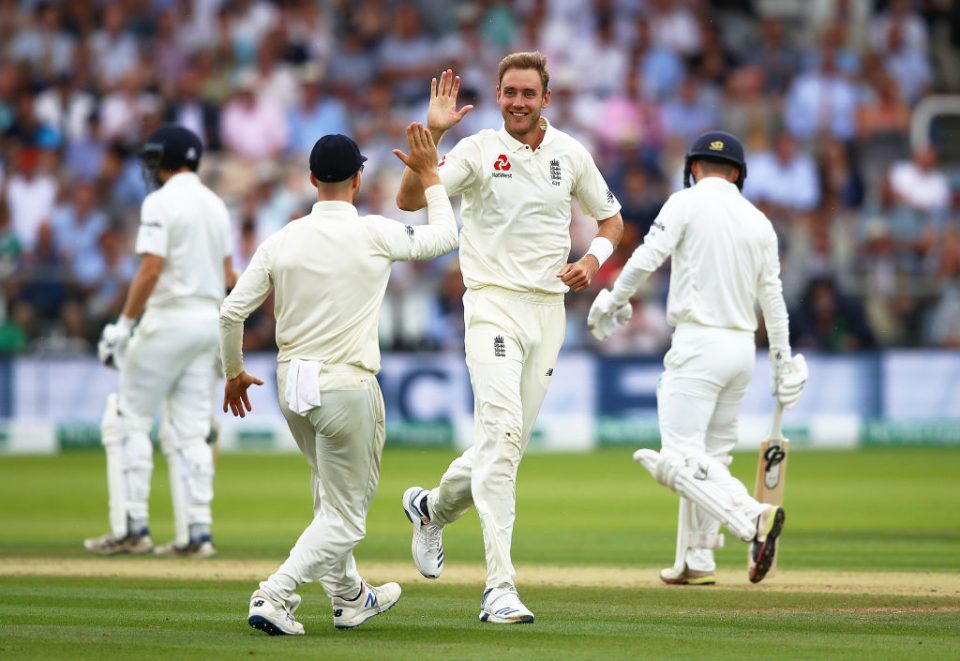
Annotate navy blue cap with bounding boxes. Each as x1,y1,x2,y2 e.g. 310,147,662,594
309,134,367,183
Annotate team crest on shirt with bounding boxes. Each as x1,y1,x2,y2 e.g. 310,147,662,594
549,159,561,186
492,154,512,178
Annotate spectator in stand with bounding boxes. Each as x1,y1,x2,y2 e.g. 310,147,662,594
253,30,300,110
790,275,875,352
99,70,160,145
745,16,800,97
783,44,861,143
660,75,720,147
888,146,951,219
629,16,685,102
9,223,71,337
88,3,140,88
856,71,911,186
8,2,75,79
869,0,928,56
6,148,58,253
881,20,932,105
220,71,289,160
744,132,821,215
377,3,437,107
51,179,108,275
164,67,221,150
286,65,351,157
34,73,96,147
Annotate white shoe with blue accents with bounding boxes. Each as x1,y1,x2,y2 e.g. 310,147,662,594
479,586,535,624
331,581,401,629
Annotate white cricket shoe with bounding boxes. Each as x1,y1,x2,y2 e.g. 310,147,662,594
83,531,154,556
749,505,786,584
402,486,444,579
154,536,217,559
479,587,535,624
659,565,716,585
248,589,304,636
331,581,401,629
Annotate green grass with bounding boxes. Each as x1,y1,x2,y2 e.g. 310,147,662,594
1,447,958,658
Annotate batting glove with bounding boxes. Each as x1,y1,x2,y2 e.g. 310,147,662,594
97,316,135,369
770,350,808,409
588,288,633,342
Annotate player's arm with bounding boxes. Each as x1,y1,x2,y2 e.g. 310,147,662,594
757,228,808,408
558,212,624,292
397,69,473,211
384,123,458,259
219,244,273,416
120,253,164,320
223,256,237,290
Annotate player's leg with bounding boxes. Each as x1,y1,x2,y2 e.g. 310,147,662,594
255,371,398,632
477,299,563,623
156,338,218,557
636,330,769,543
85,320,171,554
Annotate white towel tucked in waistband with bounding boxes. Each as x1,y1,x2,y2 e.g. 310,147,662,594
284,358,323,415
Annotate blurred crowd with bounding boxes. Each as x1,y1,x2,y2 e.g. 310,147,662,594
1,0,960,358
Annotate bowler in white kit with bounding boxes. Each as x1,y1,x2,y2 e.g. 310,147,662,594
396,52,624,623
221,127,458,635
588,130,808,585
85,124,233,558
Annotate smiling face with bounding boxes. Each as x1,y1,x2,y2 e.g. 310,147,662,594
497,67,551,144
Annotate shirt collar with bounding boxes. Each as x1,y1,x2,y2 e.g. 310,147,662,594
694,176,737,191
498,116,554,152
311,200,359,217
164,172,201,186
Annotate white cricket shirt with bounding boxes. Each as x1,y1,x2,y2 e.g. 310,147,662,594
439,117,621,294
612,177,790,350
135,172,232,309
219,185,457,378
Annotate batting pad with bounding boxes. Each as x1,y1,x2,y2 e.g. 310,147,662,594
634,449,756,542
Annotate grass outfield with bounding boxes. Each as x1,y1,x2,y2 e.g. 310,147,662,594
1,448,959,658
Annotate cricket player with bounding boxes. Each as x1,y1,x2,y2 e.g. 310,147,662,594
85,124,233,558
588,130,808,585
395,53,624,623
222,127,457,636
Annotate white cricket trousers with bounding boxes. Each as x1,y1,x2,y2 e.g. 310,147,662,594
658,322,765,571
104,302,219,538
260,363,385,605
427,286,565,590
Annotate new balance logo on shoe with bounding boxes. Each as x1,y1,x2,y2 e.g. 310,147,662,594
333,609,343,617
365,592,377,608
494,335,505,357
545,368,553,376
253,600,264,607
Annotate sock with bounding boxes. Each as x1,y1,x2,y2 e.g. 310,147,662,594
188,523,211,542
127,515,149,537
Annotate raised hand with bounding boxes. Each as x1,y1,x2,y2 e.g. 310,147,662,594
392,123,438,174
427,69,474,135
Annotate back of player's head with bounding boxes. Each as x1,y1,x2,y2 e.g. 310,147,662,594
684,130,747,190
309,134,368,184
498,51,550,95
140,124,203,174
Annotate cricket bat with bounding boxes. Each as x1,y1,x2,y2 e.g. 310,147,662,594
749,400,788,574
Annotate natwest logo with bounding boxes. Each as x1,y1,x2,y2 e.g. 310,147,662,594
492,154,513,178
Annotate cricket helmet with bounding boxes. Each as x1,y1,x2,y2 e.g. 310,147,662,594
140,124,203,174
683,130,747,190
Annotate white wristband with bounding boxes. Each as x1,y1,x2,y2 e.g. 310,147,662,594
586,237,614,267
